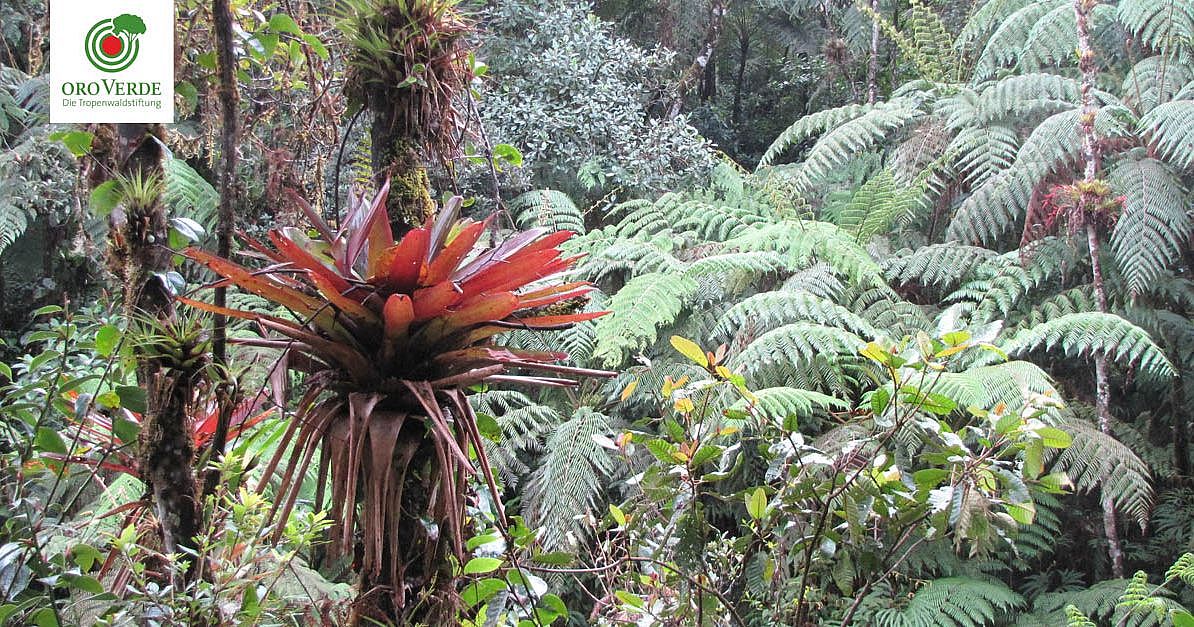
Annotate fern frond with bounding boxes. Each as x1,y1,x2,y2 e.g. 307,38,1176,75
725,220,884,286
1138,100,1194,170
523,407,616,550
712,289,879,342
997,312,1177,380
835,169,922,242
1054,416,1155,530
1109,156,1192,298
884,243,998,294
1118,0,1194,61
759,102,874,167
591,273,697,367
162,157,218,231
864,576,1025,627
1123,56,1193,114
972,0,1066,81
0,201,29,255
729,322,866,384
510,189,586,233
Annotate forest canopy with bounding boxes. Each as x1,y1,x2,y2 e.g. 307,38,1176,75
1,0,1193,625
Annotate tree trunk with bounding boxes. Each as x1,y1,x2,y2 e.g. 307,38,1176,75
1074,0,1124,579
667,0,728,118
1174,380,1190,477
204,0,241,497
732,32,749,125
867,0,880,103
371,107,436,237
92,123,202,571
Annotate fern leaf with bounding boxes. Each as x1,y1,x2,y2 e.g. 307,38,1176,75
591,273,697,367
1138,100,1194,170
1109,156,1192,298
510,189,586,233
729,322,866,383
162,157,218,230
712,289,879,342
1055,416,1155,530
996,312,1176,380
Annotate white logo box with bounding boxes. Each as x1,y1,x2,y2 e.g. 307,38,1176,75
50,0,175,123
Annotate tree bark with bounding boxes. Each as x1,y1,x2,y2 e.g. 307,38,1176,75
205,0,241,495
92,123,203,569
667,0,728,119
371,108,435,237
1074,0,1124,578
732,30,749,125
867,0,880,103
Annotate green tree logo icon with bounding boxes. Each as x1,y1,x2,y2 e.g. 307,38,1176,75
84,14,146,73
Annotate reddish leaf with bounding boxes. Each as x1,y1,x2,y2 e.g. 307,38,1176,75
422,219,488,286
384,228,431,291
269,230,352,294
412,281,464,320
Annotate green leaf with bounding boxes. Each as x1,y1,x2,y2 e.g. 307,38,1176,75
112,417,140,445
461,578,506,609
532,552,574,566
94,325,120,357
70,575,104,595
670,335,709,367
463,557,503,575
1035,426,1072,449
268,13,301,34
35,427,67,455
492,143,523,167
1006,501,1035,525
871,387,891,416
49,130,94,156
89,181,122,217
615,590,644,608
609,504,626,527
746,487,767,520
115,386,147,413
1171,610,1194,627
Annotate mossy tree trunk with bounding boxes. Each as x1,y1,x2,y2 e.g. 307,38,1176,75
371,108,436,237
89,123,202,569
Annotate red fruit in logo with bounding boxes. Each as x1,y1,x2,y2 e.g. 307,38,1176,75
101,35,122,57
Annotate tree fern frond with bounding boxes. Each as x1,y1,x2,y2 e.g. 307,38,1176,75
758,102,874,167
729,322,867,384
1118,0,1194,61
835,168,923,242
1138,100,1194,170
0,201,29,255
782,263,846,300
1123,56,1193,114
510,189,586,233
524,407,616,550
996,312,1177,380
957,0,1038,50
1018,3,1117,74
1054,416,1155,530
162,157,218,231
591,273,697,367
972,0,1066,81
712,289,879,342
884,243,998,294
864,576,1025,627
976,73,1082,124
725,220,884,286
1109,156,1192,298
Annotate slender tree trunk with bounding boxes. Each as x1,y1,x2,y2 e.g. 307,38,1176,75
1174,380,1190,477
732,33,749,125
205,0,240,495
667,0,727,118
1074,0,1124,578
658,0,677,51
867,0,880,103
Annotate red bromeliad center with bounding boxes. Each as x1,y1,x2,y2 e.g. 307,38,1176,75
101,35,123,57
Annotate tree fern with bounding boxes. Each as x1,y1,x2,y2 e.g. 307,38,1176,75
835,168,922,242
972,0,1066,81
0,200,28,255
759,102,874,167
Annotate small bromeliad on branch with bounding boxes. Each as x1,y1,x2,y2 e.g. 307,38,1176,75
179,182,610,624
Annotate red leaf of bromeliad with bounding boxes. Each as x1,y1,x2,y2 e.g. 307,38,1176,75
421,218,488,286
457,249,560,297
451,227,550,283
383,294,415,342
184,248,324,319
411,280,464,321
269,229,352,294
383,227,431,291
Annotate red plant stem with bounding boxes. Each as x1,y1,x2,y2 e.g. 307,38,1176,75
1073,0,1124,579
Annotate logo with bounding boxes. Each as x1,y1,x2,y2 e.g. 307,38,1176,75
84,14,146,73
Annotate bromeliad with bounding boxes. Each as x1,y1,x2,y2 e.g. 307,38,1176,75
179,182,610,623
